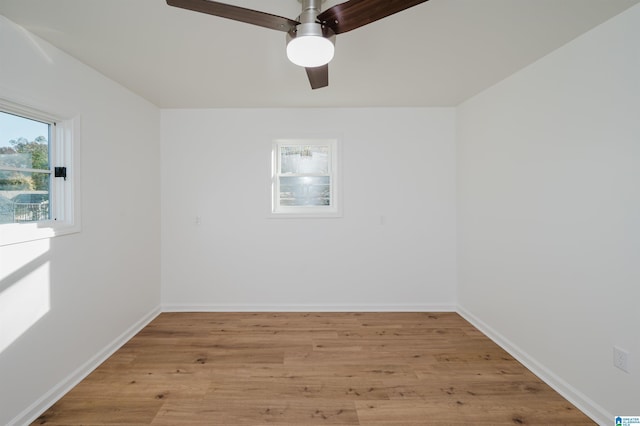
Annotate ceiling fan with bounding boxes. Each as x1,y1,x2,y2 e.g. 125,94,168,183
166,0,429,89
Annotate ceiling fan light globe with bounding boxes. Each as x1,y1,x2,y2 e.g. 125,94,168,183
287,35,335,68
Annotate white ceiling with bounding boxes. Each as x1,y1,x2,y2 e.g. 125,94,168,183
1,0,638,108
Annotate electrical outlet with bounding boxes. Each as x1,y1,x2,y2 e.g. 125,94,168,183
613,346,630,373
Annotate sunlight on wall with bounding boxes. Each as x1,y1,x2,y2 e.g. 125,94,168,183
0,239,51,353
0,239,50,281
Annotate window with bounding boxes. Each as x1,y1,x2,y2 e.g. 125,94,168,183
0,99,79,246
271,138,340,217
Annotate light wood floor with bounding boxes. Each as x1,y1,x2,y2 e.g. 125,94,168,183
33,312,594,425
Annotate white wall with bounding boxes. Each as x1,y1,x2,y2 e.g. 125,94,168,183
0,16,161,425
457,4,640,423
161,108,457,311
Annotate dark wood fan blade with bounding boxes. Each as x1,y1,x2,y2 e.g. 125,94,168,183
318,0,429,34
306,65,329,89
167,0,299,32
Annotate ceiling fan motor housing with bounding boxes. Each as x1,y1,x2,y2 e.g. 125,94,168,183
286,23,336,46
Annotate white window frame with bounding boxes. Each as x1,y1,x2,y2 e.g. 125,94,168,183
0,99,81,246
271,138,341,218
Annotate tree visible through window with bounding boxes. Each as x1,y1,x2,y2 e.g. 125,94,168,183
0,111,51,224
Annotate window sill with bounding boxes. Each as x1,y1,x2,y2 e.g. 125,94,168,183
269,208,342,219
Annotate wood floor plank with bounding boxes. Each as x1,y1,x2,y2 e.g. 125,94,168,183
207,375,391,400
150,399,360,425
32,313,595,425
33,398,164,425
355,399,589,425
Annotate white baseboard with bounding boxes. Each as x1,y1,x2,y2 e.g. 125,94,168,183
456,305,610,426
9,305,161,426
162,303,456,312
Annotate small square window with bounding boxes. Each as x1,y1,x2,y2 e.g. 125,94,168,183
271,139,340,217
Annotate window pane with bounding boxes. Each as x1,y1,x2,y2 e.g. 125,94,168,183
0,111,50,170
280,145,329,174
0,171,50,223
279,176,330,206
